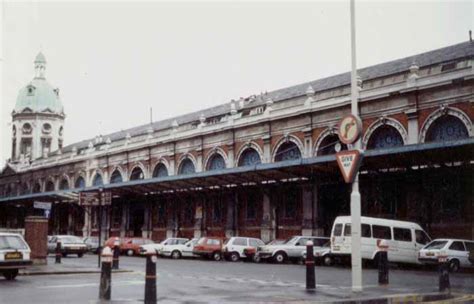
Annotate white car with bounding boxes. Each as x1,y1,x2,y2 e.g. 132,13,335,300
139,238,189,255
0,233,32,280
159,238,198,259
418,239,474,272
257,236,329,263
301,241,332,265
223,237,265,262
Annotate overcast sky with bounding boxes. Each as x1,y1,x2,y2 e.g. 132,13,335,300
1,0,472,166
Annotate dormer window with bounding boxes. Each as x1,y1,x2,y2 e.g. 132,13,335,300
22,123,32,135
27,85,35,96
42,123,52,134
249,106,265,116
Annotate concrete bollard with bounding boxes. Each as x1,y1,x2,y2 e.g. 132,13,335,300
55,241,62,264
377,239,389,285
144,252,158,304
99,246,113,301
438,254,450,292
305,240,316,292
113,237,120,270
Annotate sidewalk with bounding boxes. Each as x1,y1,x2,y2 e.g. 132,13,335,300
19,255,133,276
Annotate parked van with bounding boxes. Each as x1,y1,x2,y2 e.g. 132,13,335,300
330,216,431,265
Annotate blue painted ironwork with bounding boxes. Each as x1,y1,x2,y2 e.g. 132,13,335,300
318,135,347,156
426,115,468,143
130,167,144,180
45,181,55,192
59,179,69,190
367,125,403,150
92,174,103,186
75,177,85,188
275,142,301,162
110,170,123,184
178,158,195,175
207,154,226,171
152,163,168,178
238,148,261,167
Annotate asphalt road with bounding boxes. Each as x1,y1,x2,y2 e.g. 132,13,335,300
0,254,473,303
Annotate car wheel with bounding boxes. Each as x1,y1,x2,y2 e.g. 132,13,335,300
3,269,18,281
273,252,286,264
212,251,222,261
229,252,239,262
78,253,84,258
448,259,460,273
323,256,333,266
126,249,134,256
252,255,261,263
171,250,182,260
62,253,68,258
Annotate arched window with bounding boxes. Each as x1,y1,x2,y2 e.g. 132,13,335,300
130,167,144,180
178,158,195,175
274,141,301,162
152,163,168,178
45,181,55,192
317,134,347,156
5,186,12,197
32,183,41,193
20,183,29,195
207,154,226,171
92,174,103,186
59,179,69,190
110,170,123,184
367,125,404,150
238,148,261,167
425,115,468,143
75,176,86,189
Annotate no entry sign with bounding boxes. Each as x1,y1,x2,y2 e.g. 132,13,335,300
336,150,363,183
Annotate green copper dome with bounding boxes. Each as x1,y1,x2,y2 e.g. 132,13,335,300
13,53,64,115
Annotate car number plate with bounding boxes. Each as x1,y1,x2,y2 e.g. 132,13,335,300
426,252,434,256
5,252,23,260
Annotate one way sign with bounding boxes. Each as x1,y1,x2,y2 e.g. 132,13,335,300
336,150,363,183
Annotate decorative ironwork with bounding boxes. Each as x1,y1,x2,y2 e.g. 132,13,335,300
130,167,144,180
207,154,226,171
275,142,301,162
110,170,123,184
425,115,468,143
92,174,103,186
367,125,403,149
75,176,85,188
238,148,261,167
152,163,168,178
178,158,195,175
45,181,55,192
59,179,69,190
318,134,347,156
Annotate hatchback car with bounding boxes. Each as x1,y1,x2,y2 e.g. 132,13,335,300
223,237,265,262
418,238,474,272
47,235,88,257
0,233,32,280
139,238,189,256
159,238,198,259
105,237,155,256
193,237,225,261
83,236,100,254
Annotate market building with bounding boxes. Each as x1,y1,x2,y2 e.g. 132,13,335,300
0,41,473,242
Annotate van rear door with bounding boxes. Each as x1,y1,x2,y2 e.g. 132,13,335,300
331,223,345,253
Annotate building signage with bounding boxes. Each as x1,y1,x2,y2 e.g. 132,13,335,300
336,150,363,183
338,114,362,145
33,201,52,210
79,191,112,206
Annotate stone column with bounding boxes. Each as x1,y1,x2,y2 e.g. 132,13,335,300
405,108,419,144
166,200,177,238
260,191,274,243
142,201,152,239
82,206,91,237
303,127,313,158
312,184,324,236
196,148,203,172
225,193,236,238
262,135,271,163
301,185,313,236
194,200,204,239
24,216,48,265
227,143,235,168
120,202,129,238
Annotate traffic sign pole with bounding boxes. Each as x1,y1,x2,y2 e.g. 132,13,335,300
349,0,363,293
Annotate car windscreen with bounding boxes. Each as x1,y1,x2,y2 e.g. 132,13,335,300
60,236,84,244
283,236,299,244
0,235,29,250
424,240,448,250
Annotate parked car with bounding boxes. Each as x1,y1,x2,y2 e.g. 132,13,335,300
418,239,474,272
159,238,198,259
193,237,225,261
105,237,154,256
223,237,265,262
83,236,100,254
47,235,88,257
139,238,188,256
330,216,431,266
0,233,32,280
257,236,329,263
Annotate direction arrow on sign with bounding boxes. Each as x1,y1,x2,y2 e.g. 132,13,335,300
336,150,363,183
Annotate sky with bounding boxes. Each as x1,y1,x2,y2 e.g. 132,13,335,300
1,0,472,166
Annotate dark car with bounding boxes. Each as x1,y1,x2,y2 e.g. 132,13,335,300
83,236,100,254
193,237,225,261
48,235,88,257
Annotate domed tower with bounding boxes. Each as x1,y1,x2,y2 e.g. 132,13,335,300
11,52,65,161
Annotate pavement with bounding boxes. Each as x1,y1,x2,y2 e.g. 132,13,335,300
1,254,472,303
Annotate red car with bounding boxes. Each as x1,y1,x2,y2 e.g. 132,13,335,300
105,237,154,256
193,237,225,261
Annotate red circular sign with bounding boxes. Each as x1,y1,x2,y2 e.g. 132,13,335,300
338,114,362,145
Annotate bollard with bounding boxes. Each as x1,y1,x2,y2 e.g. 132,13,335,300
305,240,316,292
113,237,120,270
99,246,113,301
144,252,157,304
438,254,450,292
55,241,62,264
377,239,389,285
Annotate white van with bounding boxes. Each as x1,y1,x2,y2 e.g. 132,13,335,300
330,216,431,265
